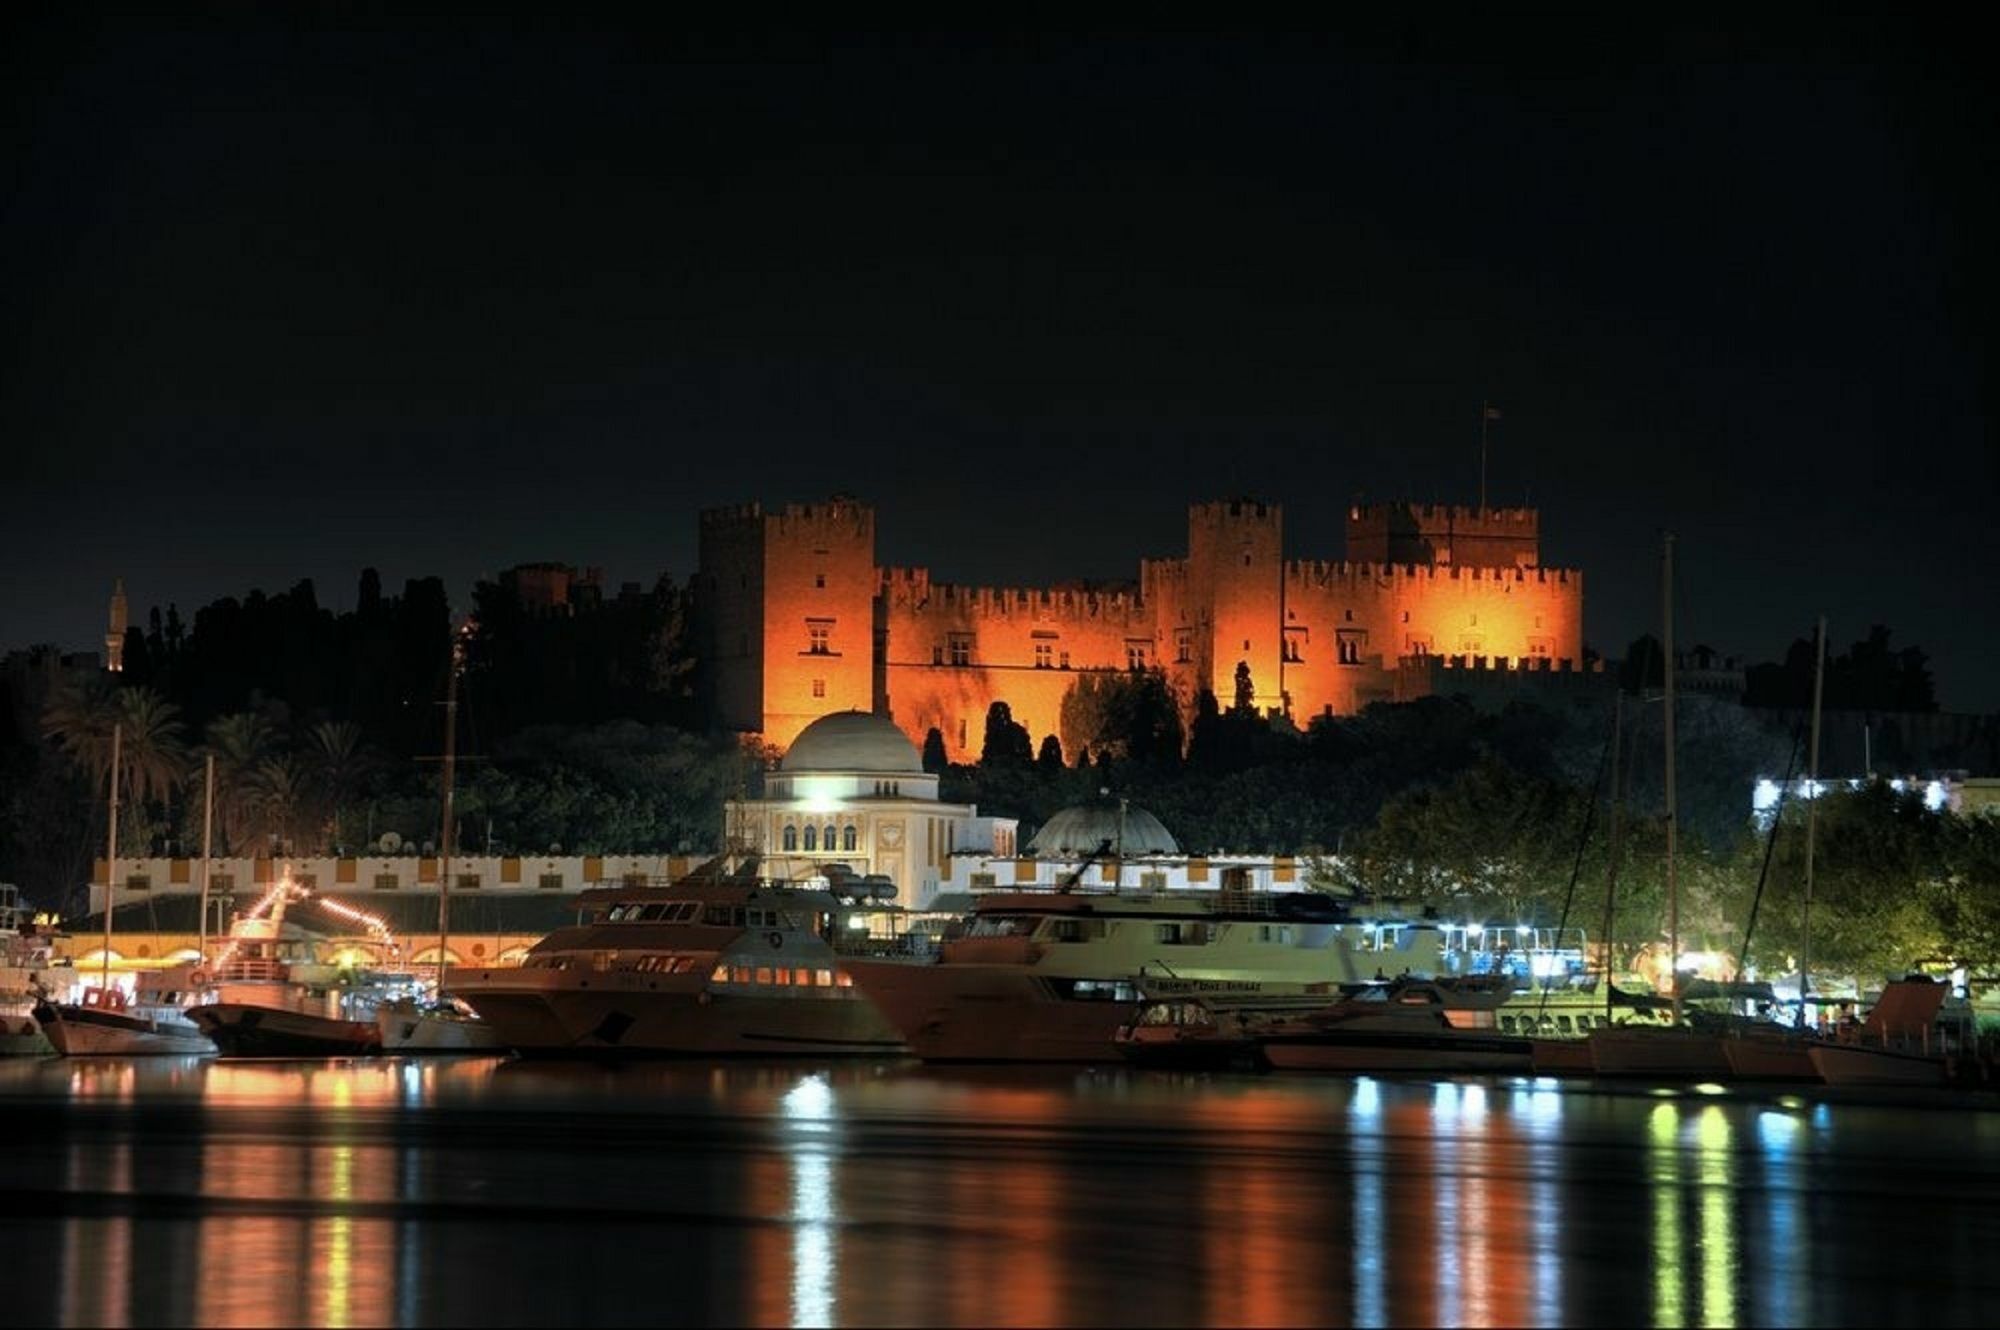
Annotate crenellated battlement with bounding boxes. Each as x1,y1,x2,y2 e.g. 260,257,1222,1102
1348,502,1538,527
1284,560,1581,588
879,567,1147,620
1191,497,1281,524
701,497,873,537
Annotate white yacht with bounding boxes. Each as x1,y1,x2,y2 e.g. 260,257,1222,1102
843,873,1443,1063
450,856,910,1057
34,966,216,1057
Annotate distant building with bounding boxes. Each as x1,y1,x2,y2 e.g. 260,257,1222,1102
724,711,1015,909
498,562,605,614
698,496,1590,762
105,579,127,672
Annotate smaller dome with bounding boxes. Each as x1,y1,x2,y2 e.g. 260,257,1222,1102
1028,803,1180,857
781,711,924,773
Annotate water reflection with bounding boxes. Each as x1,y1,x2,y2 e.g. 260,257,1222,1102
5,1058,1999,1327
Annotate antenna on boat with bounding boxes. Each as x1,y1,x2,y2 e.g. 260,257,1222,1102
434,624,466,997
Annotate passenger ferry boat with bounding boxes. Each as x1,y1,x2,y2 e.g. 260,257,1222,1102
449,857,909,1057
842,873,1444,1064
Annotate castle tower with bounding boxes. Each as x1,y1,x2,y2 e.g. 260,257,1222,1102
1183,500,1285,713
105,579,128,672
1346,502,1540,569
696,497,877,750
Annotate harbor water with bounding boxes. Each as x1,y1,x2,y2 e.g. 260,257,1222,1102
4,1056,1998,1327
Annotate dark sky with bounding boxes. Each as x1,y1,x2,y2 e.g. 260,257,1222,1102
5,17,1994,709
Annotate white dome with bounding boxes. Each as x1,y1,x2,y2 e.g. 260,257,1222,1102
1028,803,1180,857
781,711,923,773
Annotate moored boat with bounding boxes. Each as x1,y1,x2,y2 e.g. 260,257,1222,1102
1254,985,1535,1075
34,979,215,1056
450,855,909,1057
376,995,506,1052
844,870,1442,1064
185,910,382,1057
1805,978,1955,1087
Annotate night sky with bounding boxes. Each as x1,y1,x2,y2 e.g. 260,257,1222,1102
5,17,1993,709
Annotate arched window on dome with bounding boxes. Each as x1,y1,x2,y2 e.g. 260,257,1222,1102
782,825,797,852
842,824,857,852
803,826,817,853
823,825,838,854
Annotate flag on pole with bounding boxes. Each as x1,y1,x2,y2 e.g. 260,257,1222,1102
1483,406,1502,421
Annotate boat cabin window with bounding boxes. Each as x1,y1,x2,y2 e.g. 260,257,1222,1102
1257,925,1296,945
1048,918,1106,943
1155,922,1210,945
967,914,1038,938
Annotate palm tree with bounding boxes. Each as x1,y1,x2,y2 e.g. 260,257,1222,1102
203,712,279,854
305,720,377,852
246,755,317,857
41,675,119,788
114,687,188,809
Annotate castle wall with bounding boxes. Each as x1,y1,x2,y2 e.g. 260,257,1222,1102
758,500,876,749
696,505,767,734
879,570,1150,761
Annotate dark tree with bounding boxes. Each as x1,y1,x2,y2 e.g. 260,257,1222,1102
1036,733,1064,772
921,727,948,774
980,701,1034,768
1232,661,1256,715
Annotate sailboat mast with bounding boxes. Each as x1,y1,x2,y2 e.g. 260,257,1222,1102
1600,690,1624,1024
198,754,214,963
1800,615,1826,1029
103,720,122,988
1663,533,1680,1025
436,641,460,994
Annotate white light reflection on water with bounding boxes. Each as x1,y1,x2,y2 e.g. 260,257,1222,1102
1519,1078,1564,1327
780,1073,837,1329
1755,1109,1805,1326
1348,1077,1385,1328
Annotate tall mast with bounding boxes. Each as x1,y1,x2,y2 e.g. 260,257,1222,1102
435,637,461,995
1800,615,1826,1029
1600,690,1625,1025
103,721,122,988
1663,533,1680,1025
198,754,215,963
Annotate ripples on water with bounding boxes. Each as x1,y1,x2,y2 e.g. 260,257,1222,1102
3,1057,1998,1328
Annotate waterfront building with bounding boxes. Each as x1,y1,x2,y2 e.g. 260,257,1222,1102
696,495,1589,762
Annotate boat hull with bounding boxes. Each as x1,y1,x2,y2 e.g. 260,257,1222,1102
1528,1038,1595,1075
1807,1043,1948,1087
1587,1026,1732,1078
842,959,1136,1063
1115,1029,1266,1072
34,1003,214,1056
451,969,906,1057
1721,1034,1823,1081
375,1003,507,1053
1,1011,54,1057
1259,1028,1533,1075
189,1003,380,1057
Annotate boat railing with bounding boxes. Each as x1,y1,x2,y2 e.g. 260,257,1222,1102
214,956,287,983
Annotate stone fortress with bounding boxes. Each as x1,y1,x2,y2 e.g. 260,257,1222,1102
697,496,1587,762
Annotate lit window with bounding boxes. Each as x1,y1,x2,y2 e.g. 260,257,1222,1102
1034,643,1052,668
1337,629,1366,665
842,824,857,851
803,826,817,852
823,824,837,852
807,621,831,654
783,825,798,852
949,634,971,666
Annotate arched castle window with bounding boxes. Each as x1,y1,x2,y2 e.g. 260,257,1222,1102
823,825,838,853
842,824,857,852
803,826,817,852
782,825,798,852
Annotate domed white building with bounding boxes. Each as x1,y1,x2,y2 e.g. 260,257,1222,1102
726,711,1016,908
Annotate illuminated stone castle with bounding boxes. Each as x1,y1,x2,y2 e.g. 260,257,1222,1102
697,497,1586,762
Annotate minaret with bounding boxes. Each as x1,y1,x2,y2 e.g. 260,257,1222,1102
105,579,128,672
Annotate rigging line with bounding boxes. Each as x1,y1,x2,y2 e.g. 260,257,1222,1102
1537,696,1617,1016
1734,718,1807,981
